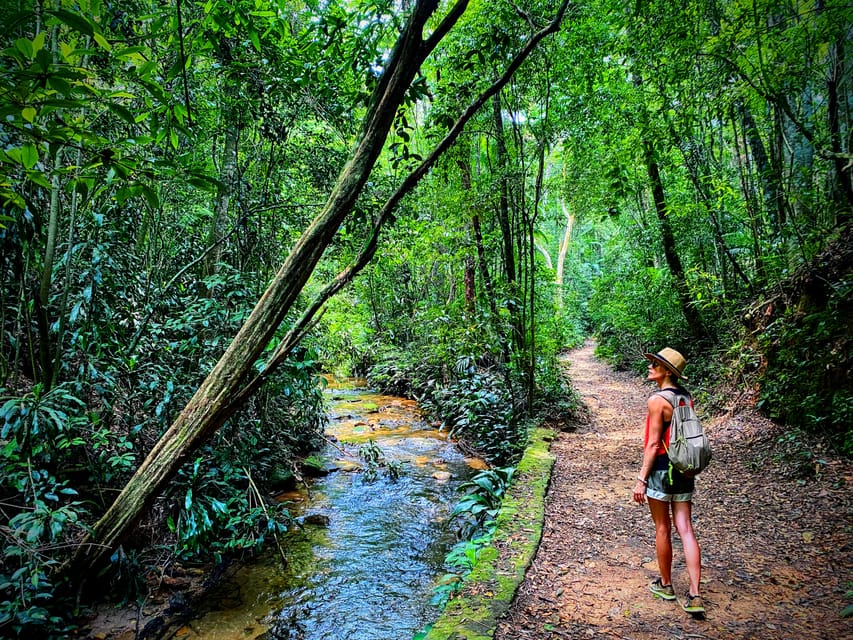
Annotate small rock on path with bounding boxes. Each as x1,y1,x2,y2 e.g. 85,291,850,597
495,341,853,640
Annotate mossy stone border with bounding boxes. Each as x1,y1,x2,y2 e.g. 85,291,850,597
422,426,557,640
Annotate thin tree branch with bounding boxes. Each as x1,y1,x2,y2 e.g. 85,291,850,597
176,0,193,126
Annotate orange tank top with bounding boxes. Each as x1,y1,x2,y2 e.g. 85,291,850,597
644,413,671,456
644,389,693,456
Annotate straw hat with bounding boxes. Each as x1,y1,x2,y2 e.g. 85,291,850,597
643,347,688,380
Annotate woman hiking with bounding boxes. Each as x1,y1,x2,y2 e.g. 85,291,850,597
632,347,705,618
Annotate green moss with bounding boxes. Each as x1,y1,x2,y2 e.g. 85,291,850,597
421,427,556,640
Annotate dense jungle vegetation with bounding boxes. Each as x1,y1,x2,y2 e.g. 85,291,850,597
1,0,851,636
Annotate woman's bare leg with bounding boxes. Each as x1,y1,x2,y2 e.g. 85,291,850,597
648,497,673,585
672,500,701,595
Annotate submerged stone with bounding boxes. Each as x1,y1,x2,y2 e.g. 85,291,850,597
302,513,331,527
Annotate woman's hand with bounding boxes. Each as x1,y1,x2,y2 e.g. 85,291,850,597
633,479,647,504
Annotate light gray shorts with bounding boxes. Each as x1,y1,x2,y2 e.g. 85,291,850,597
646,465,694,503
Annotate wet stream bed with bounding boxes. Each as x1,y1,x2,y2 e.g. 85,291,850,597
183,377,484,639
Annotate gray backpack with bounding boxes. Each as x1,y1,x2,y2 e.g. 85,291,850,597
657,389,712,477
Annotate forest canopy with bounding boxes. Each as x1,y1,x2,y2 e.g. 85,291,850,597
0,0,851,636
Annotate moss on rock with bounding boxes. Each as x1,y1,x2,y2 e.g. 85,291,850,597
421,427,556,640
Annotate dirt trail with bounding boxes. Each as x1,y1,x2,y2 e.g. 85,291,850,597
495,341,853,640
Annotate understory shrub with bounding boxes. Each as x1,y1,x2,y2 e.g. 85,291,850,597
0,310,328,636
430,467,515,609
166,352,328,562
757,298,853,456
0,384,89,637
417,359,525,466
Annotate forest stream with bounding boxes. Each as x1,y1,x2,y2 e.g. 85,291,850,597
176,376,485,640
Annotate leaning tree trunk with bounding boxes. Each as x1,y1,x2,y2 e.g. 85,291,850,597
65,0,470,579
644,140,708,342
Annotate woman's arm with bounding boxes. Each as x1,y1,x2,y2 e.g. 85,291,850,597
633,395,671,504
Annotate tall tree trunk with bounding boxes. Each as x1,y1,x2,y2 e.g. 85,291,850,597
36,150,63,388
737,99,785,233
464,255,476,313
527,135,547,410
555,200,573,288
731,102,768,284
65,0,471,578
205,124,239,276
493,92,515,284
643,141,708,342
458,156,498,318
827,33,853,218
676,134,753,295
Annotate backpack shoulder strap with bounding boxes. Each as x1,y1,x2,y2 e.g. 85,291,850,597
654,389,678,407
656,387,691,406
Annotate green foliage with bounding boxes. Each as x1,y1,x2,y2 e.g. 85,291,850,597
588,264,691,370
0,0,851,632
357,440,402,483
431,467,515,608
167,456,290,562
163,348,325,562
450,467,515,540
757,295,853,455
0,386,89,637
419,361,525,466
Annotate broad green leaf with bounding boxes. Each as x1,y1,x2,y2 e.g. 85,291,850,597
141,185,160,210
14,38,33,59
21,106,37,123
173,102,187,126
93,33,111,51
107,102,136,125
25,170,51,189
5,147,22,166
52,9,94,36
59,42,75,61
47,76,73,96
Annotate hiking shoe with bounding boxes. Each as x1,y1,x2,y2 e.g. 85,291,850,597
648,578,676,601
682,593,706,618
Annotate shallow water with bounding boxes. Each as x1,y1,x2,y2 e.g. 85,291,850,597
184,377,479,639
